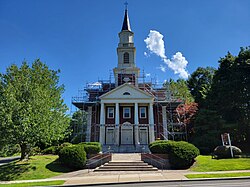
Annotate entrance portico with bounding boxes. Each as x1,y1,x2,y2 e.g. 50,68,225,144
99,83,155,146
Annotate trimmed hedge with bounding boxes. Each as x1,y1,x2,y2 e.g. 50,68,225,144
213,145,242,159
80,142,101,147
83,145,101,155
149,140,175,154
42,142,72,155
169,141,200,169
58,145,86,169
149,140,169,149
78,142,101,155
149,140,200,169
42,146,59,155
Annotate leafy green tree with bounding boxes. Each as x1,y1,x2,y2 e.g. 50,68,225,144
207,47,250,149
190,109,225,154
187,67,215,106
0,60,70,159
165,79,194,103
70,110,87,143
191,47,250,152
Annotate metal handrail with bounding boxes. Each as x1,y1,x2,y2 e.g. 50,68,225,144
141,153,165,171
86,153,111,173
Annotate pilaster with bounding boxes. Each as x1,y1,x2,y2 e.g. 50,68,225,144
162,106,168,140
149,102,155,143
99,102,105,145
115,102,120,145
134,102,139,145
86,106,92,142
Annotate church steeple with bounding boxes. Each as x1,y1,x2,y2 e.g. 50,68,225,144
113,3,140,87
121,8,131,31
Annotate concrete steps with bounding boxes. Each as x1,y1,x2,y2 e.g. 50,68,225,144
102,145,150,153
94,161,158,172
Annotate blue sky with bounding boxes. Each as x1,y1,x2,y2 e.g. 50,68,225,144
1,0,250,113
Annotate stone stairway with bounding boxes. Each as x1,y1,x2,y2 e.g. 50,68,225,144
102,145,150,153
94,153,158,172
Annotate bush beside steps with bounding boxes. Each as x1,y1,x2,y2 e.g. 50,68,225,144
149,140,200,169
58,145,86,169
43,142,101,170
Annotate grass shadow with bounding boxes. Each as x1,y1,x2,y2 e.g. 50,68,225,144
0,160,31,181
45,158,73,173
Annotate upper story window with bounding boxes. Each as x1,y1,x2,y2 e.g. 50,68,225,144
140,107,147,118
107,107,114,118
123,52,129,64
123,92,131,95
123,107,131,118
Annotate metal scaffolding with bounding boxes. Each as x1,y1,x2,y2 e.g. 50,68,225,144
71,71,187,142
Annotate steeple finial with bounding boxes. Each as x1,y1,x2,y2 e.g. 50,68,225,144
124,1,128,11
121,2,131,31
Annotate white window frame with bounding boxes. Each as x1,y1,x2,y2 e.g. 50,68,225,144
123,107,131,118
107,107,114,119
140,107,147,118
123,52,129,64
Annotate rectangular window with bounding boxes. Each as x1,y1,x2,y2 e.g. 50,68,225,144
123,107,131,118
107,107,114,118
140,107,147,118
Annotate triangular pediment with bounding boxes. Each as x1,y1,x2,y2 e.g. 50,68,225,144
100,83,154,101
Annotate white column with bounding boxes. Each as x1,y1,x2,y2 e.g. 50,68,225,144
115,102,120,145
134,102,139,124
149,102,155,143
86,106,92,142
115,103,119,124
134,102,139,146
162,106,168,140
99,102,105,145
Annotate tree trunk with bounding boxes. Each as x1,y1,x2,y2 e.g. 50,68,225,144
20,143,29,160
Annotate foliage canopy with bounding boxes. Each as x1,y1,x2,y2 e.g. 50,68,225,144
0,60,70,159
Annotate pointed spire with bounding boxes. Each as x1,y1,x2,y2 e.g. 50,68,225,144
121,2,131,31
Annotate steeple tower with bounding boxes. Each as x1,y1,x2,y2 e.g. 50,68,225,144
113,4,140,87
121,5,131,31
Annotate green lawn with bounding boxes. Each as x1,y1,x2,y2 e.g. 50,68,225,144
186,172,250,179
191,155,250,172
0,180,65,187
0,155,73,181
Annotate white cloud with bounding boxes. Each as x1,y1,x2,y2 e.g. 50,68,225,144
144,51,149,57
157,64,166,72
144,30,166,59
144,30,189,79
145,73,151,77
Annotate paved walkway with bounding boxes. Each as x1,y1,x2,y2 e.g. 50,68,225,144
60,170,189,185
1,154,250,185
0,156,20,166
2,169,250,186
112,153,141,161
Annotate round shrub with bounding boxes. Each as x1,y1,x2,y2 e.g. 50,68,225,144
148,140,169,149
83,145,101,155
149,140,175,154
78,142,101,155
42,146,59,155
169,141,200,169
87,142,100,146
56,142,72,154
58,145,86,169
213,145,242,159
80,142,101,147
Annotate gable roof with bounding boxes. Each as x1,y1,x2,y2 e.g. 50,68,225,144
99,83,154,100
